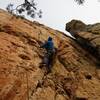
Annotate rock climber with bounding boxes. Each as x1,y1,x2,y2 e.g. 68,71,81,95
40,37,56,72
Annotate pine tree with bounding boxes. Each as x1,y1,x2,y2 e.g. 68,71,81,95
6,0,42,19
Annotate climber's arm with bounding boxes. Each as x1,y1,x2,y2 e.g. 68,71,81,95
40,41,48,48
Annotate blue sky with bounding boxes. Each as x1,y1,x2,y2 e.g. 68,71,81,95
0,0,100,35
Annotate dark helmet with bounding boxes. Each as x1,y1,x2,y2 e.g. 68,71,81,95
48,37,52,41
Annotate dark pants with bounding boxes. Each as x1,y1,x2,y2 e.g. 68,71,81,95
43,49,55,72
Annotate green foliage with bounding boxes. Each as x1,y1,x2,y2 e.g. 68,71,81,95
6,0,42,19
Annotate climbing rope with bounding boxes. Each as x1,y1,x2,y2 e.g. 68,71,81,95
26,71,30,100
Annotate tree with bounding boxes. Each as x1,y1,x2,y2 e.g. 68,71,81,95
75,0,100,4
6,0,42,19
74,0,85,4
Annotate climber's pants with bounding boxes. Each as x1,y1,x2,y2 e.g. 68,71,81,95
43,51,53,69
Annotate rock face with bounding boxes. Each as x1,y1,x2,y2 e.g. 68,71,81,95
0,10,100,100
66,20,86,32
66,20,100,61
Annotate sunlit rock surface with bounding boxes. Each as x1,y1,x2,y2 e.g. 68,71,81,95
0,10,100,100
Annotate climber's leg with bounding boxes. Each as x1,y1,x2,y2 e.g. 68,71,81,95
40,49,56,73
43,56,49,66
39,53,49,68
46,51,54,73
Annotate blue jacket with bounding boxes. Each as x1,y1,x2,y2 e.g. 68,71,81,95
42,40,54,50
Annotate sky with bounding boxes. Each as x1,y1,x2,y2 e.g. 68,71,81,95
0,0,100,35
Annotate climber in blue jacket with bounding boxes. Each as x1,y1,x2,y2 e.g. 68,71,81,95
40,37,55,72
41,37,54,51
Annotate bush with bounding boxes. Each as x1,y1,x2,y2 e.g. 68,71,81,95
6,0,42,19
